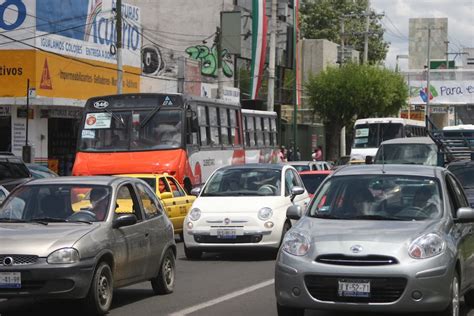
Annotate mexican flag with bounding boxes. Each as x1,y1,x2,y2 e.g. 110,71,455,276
250,0,268,100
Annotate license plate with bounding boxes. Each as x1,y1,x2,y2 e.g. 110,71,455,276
338,279,370,297
0,272,21,289
216,229,237,239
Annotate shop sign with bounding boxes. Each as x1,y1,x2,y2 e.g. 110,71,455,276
45,109,83,119
0,106,11,116
431,106,448,114
84,113,112,129
17,108,34,119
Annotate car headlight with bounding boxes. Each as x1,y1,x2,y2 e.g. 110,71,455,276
47,248,80,264
409,233,445,259
258,207,273,221
282,231,310,256
188,208,201,221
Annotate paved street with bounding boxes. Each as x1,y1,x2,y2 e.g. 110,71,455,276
1,240,474,316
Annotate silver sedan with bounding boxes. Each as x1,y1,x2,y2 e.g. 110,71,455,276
0,176,176,315
275,164,474,316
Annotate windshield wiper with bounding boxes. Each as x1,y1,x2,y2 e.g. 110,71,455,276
101,107,125,127
67,219,93,224
314,214,347,220
0,218,48,225
352,215,406,221
32,217,68,223
140,105,163,129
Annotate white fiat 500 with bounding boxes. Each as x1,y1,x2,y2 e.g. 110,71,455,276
183,164,310,259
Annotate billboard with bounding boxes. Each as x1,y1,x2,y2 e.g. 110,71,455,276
409,81,474,105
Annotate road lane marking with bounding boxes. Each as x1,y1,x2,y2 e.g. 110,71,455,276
169,279,275,315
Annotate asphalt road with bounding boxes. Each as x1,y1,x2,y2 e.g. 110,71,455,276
1,241,474,316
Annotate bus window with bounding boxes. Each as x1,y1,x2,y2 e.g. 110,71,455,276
256,117,264,147
220,108,230,146
263,117,270,146
198,105,209,146
270,118,277,146
229,109,239,145
380,123,403,142
248,117,256,147
209,107,219,146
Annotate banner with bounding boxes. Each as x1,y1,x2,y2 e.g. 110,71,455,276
409,80,474,105
249,0,267,100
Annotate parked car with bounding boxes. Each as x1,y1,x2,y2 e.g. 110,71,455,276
26,163,59,179
183,164,310,259
0,176,176,315
276,164,474,316
284,161,331,172
0,152,32,191
116,173,196,239
374,137,438,166
0,185,8,204
298,170,332,198
447,159,474,207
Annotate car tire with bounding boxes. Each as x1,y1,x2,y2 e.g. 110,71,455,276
438,272,460,316
179,231,184,242
277,303,304,316
184,242,202,260
151,249,176,295
84,262,113,315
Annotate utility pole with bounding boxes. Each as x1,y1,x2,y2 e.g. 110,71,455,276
445,40,449,69
23,79,31,163
426,27,432,122
340,18,345,67
267,0,277,112
363,0,370,64
116,0,123,94
215,26,224,99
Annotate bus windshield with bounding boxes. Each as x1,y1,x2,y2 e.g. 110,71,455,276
79,108,183,152
353,123,403,149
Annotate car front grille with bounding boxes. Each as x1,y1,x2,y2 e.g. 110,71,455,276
304,275,407,303
316,254,398,266
194,235,262,243
0,255,38,266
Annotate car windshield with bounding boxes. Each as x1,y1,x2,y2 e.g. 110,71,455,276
79,108,182,152
308,175,442,221
0,158,30,179
201,168,282,196
375,144,438,166
300,174,329,194
448,165,474,189
0,184,111,223
353,123,403,149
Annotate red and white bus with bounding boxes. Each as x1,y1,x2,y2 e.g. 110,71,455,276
72,93,280,192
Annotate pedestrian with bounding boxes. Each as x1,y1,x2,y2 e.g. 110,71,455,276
296,147,301,161
312,146,323,161
278,146,287,162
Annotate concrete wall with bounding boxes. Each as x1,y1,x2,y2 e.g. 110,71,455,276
409,18,448,70
300,39,339,84
462,48,474,68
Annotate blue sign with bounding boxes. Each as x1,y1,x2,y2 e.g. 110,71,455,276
0,0,27,30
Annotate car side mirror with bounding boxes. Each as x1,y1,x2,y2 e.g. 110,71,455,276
113,214,138,228
454,207,474,223
160,192,173,200
191,187,201,196
287,204,303,220
290,186,305,202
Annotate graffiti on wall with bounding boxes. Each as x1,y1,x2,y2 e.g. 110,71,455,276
185,45,233,78
142,45,164,76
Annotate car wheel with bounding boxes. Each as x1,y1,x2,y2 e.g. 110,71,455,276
184,242,202,260
179,231,184,242
439,272,460,316
277,303,304,316
151,249,176,295
84,262,113,315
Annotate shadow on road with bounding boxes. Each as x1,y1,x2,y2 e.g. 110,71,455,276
179,249,277,262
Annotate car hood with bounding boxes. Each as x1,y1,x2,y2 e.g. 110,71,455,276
0,223,100,256
295,217,442,256
193,196,289,213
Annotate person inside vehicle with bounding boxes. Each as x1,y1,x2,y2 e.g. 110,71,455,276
349,187,375,216
89,187,110,221
413,186,432,208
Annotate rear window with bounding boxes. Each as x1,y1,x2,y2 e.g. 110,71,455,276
375,144,438,166
0,158,30,180
139,178,156,191
448,165,474,189
301,174,329,194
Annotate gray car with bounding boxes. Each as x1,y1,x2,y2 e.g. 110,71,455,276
0,176,176,315
275,164,474,316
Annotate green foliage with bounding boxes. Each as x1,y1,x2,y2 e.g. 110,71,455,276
306,63,408,128
300,0,389,64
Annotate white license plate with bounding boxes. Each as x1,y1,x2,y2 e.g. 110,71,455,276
217,229,237,239
338,279,370,297
0,272,21,289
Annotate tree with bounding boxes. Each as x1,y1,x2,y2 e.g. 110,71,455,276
305,63,408,160
300,0,389,64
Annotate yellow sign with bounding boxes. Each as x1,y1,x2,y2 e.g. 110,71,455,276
0,50,140,99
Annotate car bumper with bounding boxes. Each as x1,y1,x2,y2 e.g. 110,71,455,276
275,251,454,313
0,258,96,299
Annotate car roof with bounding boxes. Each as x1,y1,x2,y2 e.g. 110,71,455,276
283,161,314,165
23,176,130,186
115,173,171,178
332,164,443,178
299,170,332,175
380,137,435,145
218,163,285,171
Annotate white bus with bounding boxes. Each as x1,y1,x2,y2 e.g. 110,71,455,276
351,117,426,159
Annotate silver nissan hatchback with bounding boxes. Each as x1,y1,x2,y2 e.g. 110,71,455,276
275,165,474,316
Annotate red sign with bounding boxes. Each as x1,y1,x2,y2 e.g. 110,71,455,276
40,59,53,90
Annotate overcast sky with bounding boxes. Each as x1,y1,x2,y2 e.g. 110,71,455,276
370,0,474,70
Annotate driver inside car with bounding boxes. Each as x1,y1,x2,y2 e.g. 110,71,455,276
89,188,110,221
